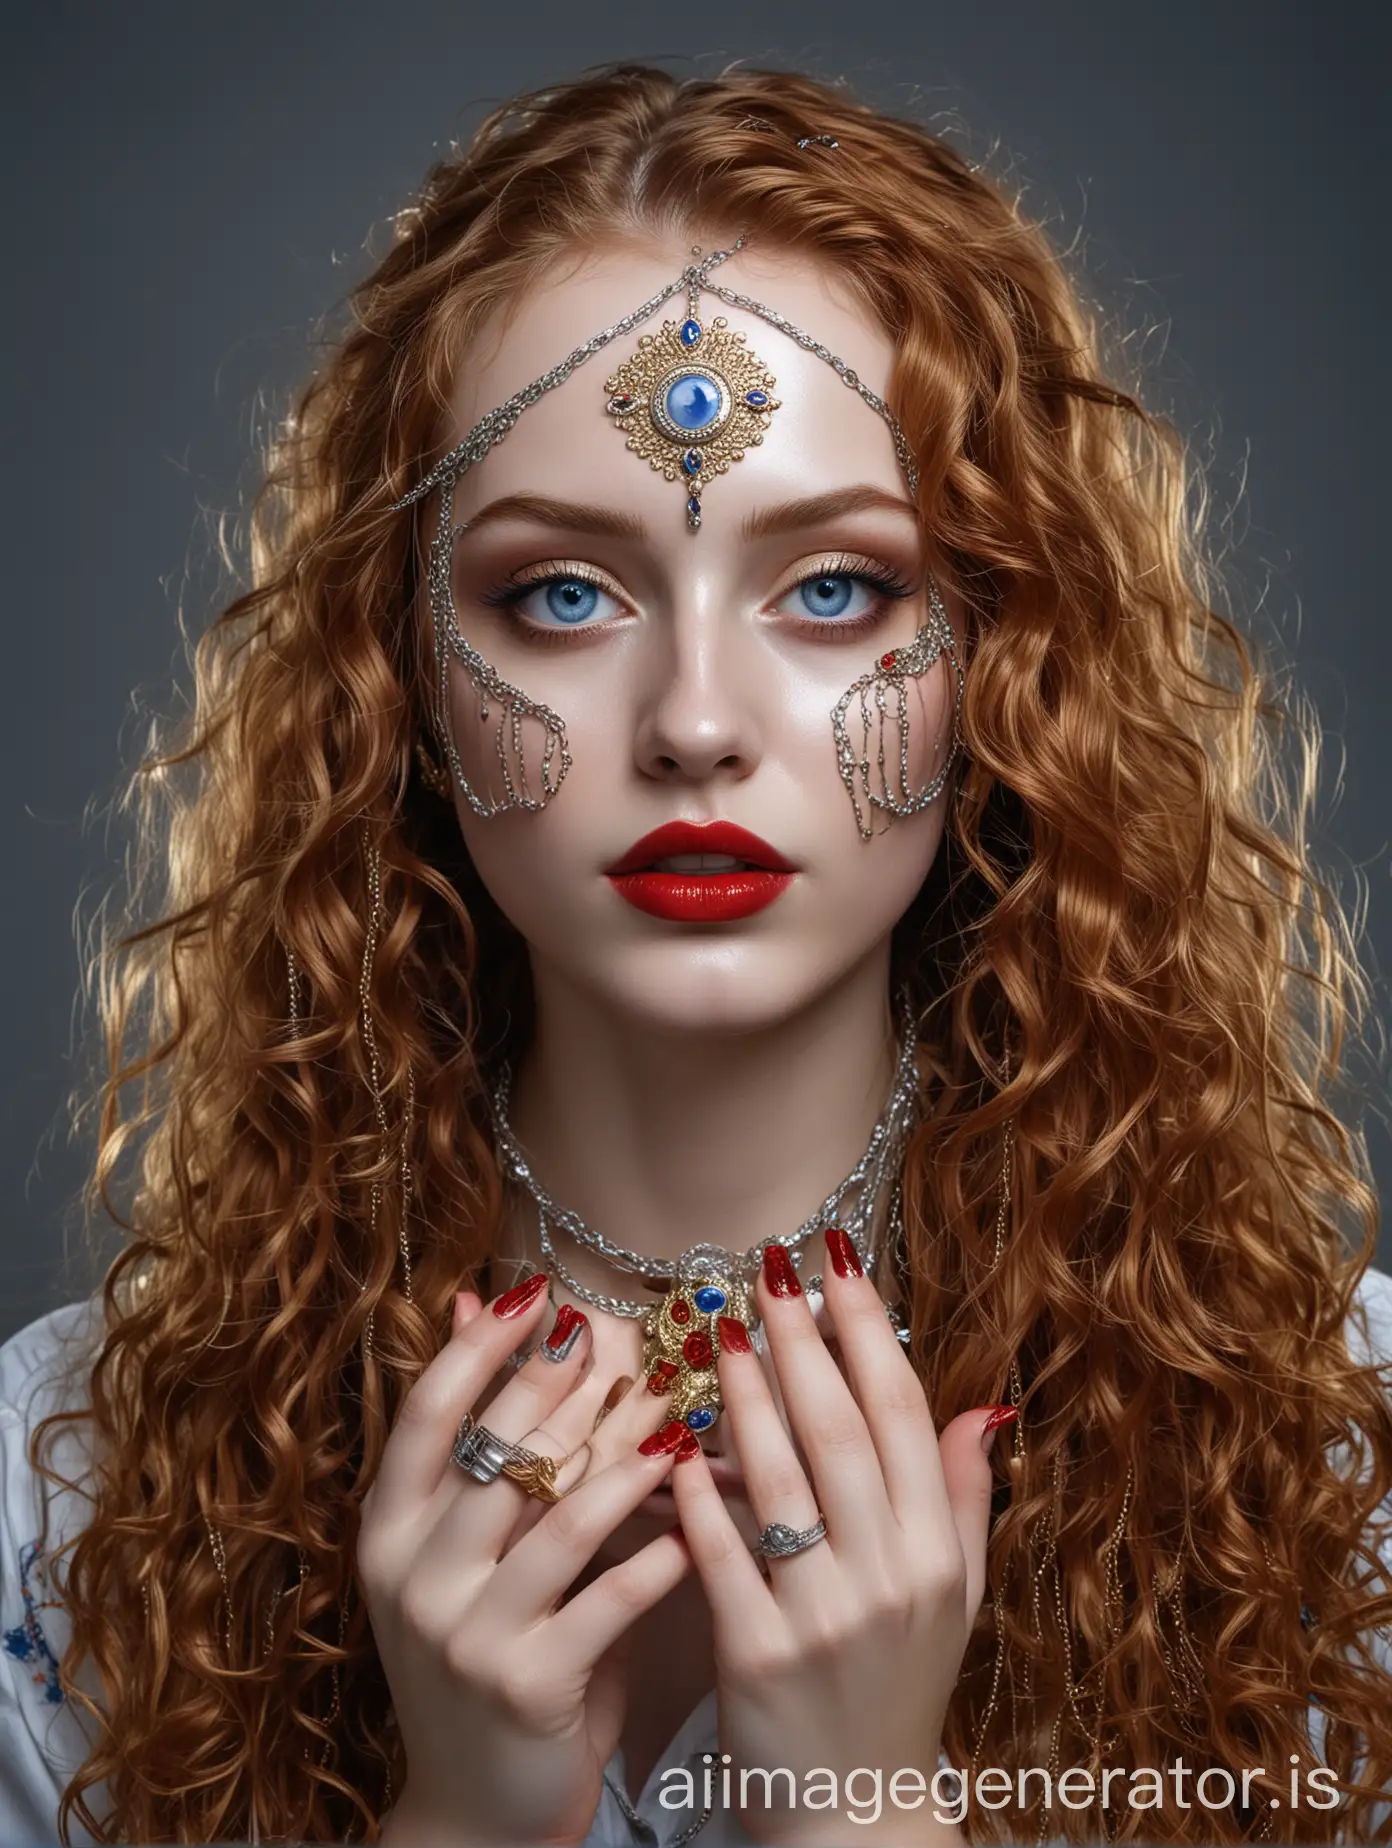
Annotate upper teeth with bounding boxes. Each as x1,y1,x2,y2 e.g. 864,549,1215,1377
652,854,746,873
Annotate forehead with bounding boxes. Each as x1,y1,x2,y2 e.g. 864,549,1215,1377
442,242,907,524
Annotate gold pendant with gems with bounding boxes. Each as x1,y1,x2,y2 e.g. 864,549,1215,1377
639,1244,755,1431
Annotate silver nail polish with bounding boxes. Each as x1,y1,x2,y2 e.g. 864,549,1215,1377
540,1317,584,1363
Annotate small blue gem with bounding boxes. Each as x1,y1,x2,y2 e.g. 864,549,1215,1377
693,1285,726,1313
745,389,769,408
687,495,702,519
665,373,722,432
686,1406,716,1430
683,450,702,474
680,318,703,347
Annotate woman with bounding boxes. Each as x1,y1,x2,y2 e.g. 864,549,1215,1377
3,63,1390,1847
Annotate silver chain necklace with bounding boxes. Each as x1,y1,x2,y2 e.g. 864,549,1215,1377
488,1005,921,1326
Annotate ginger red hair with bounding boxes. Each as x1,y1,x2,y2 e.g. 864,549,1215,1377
32,64,1392,1842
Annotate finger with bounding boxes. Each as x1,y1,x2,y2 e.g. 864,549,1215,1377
817,1228,952,1530
370,1271,553,1516
939,1406,1015,1617
713,1312,830,1562
487,1420,692,1623
498,1369,678,1549
416,1305,599,1565
469,1303,596,1453
666,1434,779,1653
452,1289,483,1335
544,1523,694,1682
747,1244,892,1557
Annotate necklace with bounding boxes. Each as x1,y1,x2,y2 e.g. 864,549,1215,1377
488,1007,921,1432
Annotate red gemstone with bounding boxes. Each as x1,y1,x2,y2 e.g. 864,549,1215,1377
682,1330,714,1369
880,651,897,670
669,1298,691,1325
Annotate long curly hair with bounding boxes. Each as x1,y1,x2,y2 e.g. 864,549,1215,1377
30,63,1392,1844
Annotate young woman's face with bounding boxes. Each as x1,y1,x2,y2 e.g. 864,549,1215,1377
427,241,964,1032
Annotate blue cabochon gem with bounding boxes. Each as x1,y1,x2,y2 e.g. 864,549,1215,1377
679,318,703,347
693,1285,726,1314
745,389,769,408
683,450,702,474
686,1406,717,1431
665,374,723,432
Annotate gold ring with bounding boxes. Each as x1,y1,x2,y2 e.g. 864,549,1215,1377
500,1446,567,1503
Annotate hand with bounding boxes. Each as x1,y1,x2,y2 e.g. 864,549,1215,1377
359,1277,694,1847
669,1233,1010,1847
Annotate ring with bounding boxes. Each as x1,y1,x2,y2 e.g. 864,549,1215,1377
450,1415,514,1484
501,1450,565,1502
755,1516,828,1560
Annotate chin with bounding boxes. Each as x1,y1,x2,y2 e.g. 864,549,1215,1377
577,938,859,1035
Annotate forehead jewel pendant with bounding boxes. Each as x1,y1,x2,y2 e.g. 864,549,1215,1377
604,251,782,533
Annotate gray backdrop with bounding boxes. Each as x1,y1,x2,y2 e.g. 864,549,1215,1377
4,0,1388,1344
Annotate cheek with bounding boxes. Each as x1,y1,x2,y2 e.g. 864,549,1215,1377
444,659,574,818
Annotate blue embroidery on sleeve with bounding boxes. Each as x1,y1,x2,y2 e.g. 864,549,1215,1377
3,1538,65,1704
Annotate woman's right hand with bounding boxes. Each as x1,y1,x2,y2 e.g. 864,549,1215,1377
358,1274,693,1847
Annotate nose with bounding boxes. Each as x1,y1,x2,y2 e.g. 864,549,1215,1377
632,606,764,787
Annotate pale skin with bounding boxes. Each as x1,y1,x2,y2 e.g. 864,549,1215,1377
360,236,1010,1847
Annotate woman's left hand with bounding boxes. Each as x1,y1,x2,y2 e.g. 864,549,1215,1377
669,1231,1011,1847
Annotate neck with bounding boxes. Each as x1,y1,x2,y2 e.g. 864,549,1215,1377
499,950,899,1289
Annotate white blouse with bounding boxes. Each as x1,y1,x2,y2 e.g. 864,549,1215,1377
4,1273,1391,1847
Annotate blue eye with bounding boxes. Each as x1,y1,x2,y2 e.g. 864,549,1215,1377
516,576,616,628
785,573,873,622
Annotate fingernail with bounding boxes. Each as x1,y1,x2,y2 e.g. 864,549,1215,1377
716,1314,751,1355
541,1303,587,1362
492,1272,549,1318
602,1375,635,1414
980,1404,1018,1452
825,1227,863,1279
674,1433,703,1462
638,1419,688,1457
761,1243,802,1298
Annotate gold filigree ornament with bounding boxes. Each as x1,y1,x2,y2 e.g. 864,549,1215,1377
639,1245,755,1429
604,312,781,531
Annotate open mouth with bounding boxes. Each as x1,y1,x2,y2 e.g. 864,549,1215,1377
605,822,797,923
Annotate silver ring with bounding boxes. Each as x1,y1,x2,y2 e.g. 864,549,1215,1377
451,1416,522,1484
755,1516,828,1559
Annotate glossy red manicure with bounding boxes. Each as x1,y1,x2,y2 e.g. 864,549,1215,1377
717,1314,751,1355
825,1227,863,1279
762,1243,802,1298
674,1433,703,1462
542,1303,587,1355
492,1272,548,1318
980,1404,1018,1452
638,1419,688,1457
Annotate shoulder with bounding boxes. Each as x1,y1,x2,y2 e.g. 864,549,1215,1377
1349,1262,1392,1371
0,1299,108,1843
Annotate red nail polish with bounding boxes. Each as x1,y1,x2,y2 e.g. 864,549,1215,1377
716,1314,751,1355
762,1243,802,1298
638,1419,688,1457
980,1404,1018,1450
543,1304,587,1351
825,1227,863,1279
492,1272,548,1318
674,1432,703,1462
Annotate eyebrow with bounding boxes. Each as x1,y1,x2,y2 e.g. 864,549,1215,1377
741,486,920,540
452,483,920,544
456,492,648,541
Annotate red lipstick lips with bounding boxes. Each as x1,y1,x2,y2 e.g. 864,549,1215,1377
606,821,796,924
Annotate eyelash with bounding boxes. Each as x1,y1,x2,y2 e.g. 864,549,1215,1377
476,553,915,645
779,554,914,642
